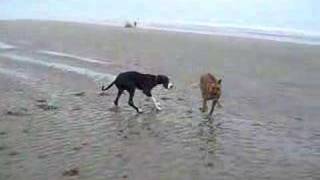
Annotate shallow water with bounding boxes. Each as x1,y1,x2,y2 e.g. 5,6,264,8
0,21,320,180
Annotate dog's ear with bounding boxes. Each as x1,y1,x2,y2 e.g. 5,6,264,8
217,79,222,85
157,75,168,83
156,75,163,83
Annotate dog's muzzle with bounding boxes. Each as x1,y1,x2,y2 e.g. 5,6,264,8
168,83,174,89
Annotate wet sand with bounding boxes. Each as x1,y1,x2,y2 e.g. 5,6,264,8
0,20,319,180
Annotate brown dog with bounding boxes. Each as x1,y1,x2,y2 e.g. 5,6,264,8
200,73,222,116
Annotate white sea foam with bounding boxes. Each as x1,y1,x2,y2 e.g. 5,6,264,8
140,22,320,46
0,53,116,82
37,50,111,65
0,41,16,50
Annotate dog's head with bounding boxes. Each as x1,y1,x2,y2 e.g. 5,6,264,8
157,75,173,89
208,79,222,97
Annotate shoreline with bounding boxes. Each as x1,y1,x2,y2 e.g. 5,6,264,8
1,19,320,46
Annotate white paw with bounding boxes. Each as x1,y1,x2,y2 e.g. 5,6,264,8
156,106,162,111
137,108,143,113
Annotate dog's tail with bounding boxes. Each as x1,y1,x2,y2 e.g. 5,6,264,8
101,80,115,91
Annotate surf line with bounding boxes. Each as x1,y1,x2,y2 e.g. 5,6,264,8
0,41,16,50
37,50,111,65
0,53,116,82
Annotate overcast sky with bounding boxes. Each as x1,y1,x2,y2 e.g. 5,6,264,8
1,0,319,32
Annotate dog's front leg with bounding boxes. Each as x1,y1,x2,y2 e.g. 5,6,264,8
209,99,218,116
151,96,162,111
143,90,162,111
217,100,223,108
202,99,208,112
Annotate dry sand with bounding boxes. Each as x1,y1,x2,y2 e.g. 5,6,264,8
0,20,319,180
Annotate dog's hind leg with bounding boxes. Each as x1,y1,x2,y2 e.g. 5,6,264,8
128,88,142,113
114,89,124,106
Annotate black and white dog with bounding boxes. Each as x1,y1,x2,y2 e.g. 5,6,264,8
101,71,173,113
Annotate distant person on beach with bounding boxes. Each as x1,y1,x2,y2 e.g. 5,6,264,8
124,21,137,28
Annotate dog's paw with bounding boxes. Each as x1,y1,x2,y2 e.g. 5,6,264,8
155,105,162,111
199,107,207,112
155,104,162,111
207,115,214,121
217,102,223,108
137,108,143,113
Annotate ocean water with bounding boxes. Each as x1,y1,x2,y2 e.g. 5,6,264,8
43,19,320,45
138,21,320,45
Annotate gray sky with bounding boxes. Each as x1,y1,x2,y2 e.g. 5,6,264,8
1,0,319,32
